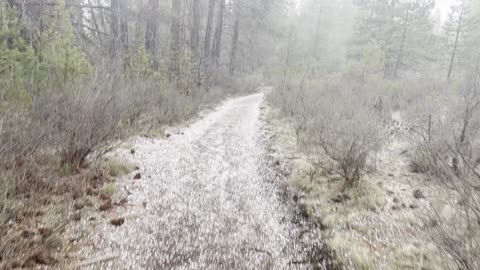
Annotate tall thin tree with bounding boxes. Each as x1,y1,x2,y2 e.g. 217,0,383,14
169,0,182,78
211,0,226,67
203,0,215,65
110,0,128,59
191,0,200,58
146,0,159,69
229,19,239,76
447,0,467,81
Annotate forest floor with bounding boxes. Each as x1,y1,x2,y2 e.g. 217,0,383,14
264,104,464,269
61,92,336,269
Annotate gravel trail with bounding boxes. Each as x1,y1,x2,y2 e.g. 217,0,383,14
83,93,308,269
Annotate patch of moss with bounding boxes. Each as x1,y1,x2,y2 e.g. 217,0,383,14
329,235,376,270
62,162,73,176
102,159,135,177
390,242,442,270
101,183,116,195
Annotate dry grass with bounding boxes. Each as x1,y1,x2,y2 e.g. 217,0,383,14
101,183,117,195
265,83,478,269
391,242,442,270
328,235,375,270
269,75,386,188
0,63,257,268
407,83,480,270
101,158,136,178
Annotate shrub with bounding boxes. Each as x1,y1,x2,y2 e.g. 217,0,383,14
0,60,245,267
410,146,432,173
412,82,480,270
269,75,383,187
314,88,382,187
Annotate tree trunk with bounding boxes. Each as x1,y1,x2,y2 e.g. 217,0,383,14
312,1,322,60
190,0,201,88
67,0,85,39
87,0,101,40
169,0,182,78
229,19,239,76
393,8,409,80
190,0,200,58
447,0,466,81
282,26,295,90
474,48,480,96
203,0,215,65
211,0,226,67
110,0,128,59
145,0,159,69
98,0,108,35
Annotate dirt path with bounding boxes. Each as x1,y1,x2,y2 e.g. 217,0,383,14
75,93,323,269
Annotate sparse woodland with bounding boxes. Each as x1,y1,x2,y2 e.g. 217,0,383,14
268,0,480,269
0,0,283,268
1,0,480,269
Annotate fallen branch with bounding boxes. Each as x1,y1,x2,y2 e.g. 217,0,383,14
74,253,120,268
124,185,133,195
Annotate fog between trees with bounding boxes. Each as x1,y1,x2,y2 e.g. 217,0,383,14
1,0,480,269
271,0,480,269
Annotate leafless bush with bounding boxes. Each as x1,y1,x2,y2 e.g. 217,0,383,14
314,88,383,187
427,139,480,270
270,75,384,187
0,61,245,267
409,146,433,173
0,109,64,268
413,84,480,270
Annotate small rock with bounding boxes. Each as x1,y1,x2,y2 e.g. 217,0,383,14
130,149,135,154
72,212,82,221
274,160,280,166
73,202,85,210
85,199,94,207
72,192,81,200
30,251,55,265
133,173,142,180
331,194,351,203
166,133,171,138
14,156,25,168
10,261,21,268
21,230,34,239
393,197,400,203
392,205,401,211
117,198,128,206
86,187,99,196
111,218,125,226
413,189,425,199
388,173,394,177
135,166,140,171
99,201,113,211
409,204,419,209
99,193,111,201
38,227,53,238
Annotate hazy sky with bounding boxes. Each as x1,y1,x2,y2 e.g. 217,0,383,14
435,0,457,21
294,0,458,20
